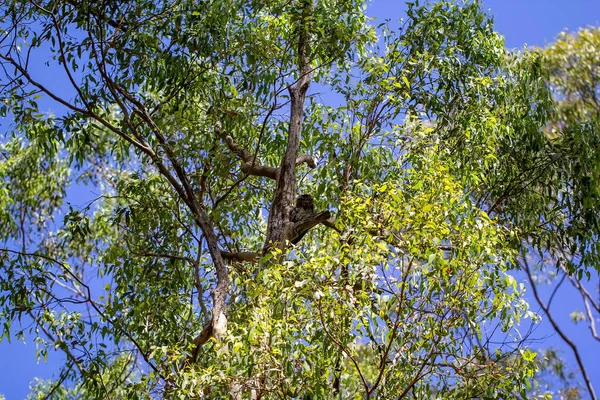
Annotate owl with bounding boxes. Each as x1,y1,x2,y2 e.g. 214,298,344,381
289,194,332,245
291,194,315,223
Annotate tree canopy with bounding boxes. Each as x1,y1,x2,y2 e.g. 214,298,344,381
521,27,600,400
1,0,599,398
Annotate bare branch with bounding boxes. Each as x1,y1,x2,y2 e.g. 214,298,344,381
582,291,600,341
220,132,317,181
563,266,600,341
296,154,316,169
220,251,260,263
522,257,597,400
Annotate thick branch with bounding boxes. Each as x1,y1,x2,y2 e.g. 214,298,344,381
193,216,229,342
219,212,333,260
220,131,316,180
263,0,313,252
291,210,331,245
296,154,317,169
4,13,230,364
95,36,229,350
94,31,228,353
220,251,260,263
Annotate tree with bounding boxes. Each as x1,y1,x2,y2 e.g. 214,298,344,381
0,0,574,398
520,27,600,400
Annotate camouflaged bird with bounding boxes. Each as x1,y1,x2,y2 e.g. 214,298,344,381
290,194,331,244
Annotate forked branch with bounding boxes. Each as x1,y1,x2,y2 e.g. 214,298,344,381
218,127,316,180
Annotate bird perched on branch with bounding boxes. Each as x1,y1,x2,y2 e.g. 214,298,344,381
291,194,315,221
290,194,331,245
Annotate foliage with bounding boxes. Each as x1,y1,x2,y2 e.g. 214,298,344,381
530,348,583,400
214,149,536,398
515,28,600,400
536,28,600,272
0,0,574,398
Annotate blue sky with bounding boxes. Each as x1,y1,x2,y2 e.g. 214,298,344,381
2,1,600,399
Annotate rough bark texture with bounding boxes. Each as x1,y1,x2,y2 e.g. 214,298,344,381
263,7,312,253
197,1,317,363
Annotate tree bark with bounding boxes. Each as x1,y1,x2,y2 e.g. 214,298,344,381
263,1,312,253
